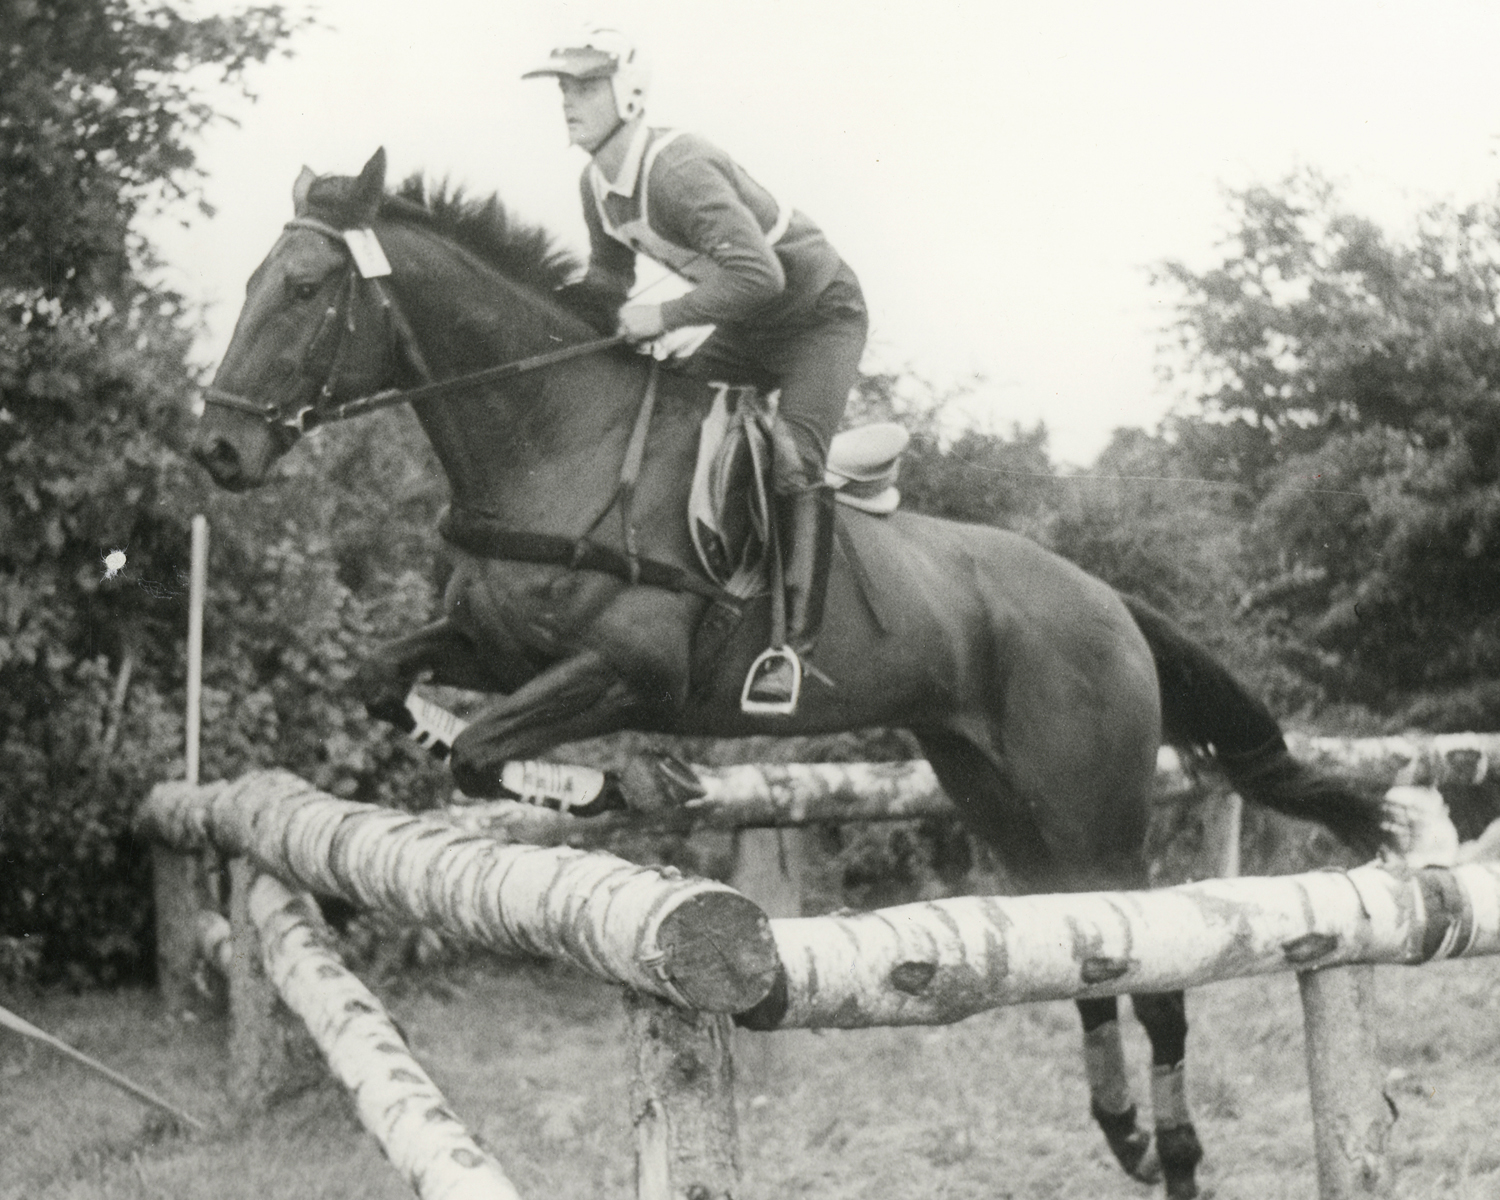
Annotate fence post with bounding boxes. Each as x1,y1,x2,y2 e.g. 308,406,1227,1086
155,515,221,1017
152,844,220,1016
1298,964,1394,1198
626,990,739,1200
225,858,320,1111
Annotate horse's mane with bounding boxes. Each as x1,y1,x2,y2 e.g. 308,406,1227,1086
305,170,581,295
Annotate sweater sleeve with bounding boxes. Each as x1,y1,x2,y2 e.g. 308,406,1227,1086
649,155,787,329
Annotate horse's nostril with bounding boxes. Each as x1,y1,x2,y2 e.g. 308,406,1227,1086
194,436,241,478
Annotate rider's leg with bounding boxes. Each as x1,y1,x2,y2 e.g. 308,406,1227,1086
742,268,868,711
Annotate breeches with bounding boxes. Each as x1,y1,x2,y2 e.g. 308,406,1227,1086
683,265,868,489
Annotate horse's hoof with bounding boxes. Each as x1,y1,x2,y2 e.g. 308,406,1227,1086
366,696,416,733
1091,1103,1161,1183
1157,1123,1204,1200
449,746,503,799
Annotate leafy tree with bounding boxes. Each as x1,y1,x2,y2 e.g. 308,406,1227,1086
1157,173,1500,724
0,1,319,983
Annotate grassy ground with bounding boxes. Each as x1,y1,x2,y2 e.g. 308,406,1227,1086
4,955,1500,1200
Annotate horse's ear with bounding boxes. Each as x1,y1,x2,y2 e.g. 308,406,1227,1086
292,166,316,214
347,148,387,224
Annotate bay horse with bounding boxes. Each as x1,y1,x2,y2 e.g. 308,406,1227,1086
191,149,1396,1199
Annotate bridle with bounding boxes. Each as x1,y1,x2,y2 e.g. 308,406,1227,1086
201,216,623,440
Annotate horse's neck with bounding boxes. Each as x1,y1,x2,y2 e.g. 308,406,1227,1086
384,226,699,539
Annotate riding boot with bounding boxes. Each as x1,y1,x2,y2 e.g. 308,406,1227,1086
742,485,836,715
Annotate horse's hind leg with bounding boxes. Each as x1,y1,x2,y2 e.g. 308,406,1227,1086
1132,990,1203,1200
1077,996,1161,1184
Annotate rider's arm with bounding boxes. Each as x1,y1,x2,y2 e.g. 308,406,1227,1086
649,145,787,330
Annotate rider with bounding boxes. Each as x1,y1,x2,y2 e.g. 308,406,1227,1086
524,25,868,716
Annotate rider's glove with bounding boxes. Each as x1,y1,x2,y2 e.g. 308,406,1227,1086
616,302,666,343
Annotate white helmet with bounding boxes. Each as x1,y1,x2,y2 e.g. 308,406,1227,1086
522,25,650,121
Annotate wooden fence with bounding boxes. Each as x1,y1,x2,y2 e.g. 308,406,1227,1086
140,732,1500,1200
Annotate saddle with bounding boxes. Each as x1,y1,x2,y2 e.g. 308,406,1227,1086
687,384,909,598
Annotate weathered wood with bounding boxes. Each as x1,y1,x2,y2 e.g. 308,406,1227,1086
249,873,522,1200
226,858,320,1111
1298,965,1394,1198
152,843,219,1016
196,910,232,978
741,861,1500,1030
625,991,738,1200
1287,731,1500,790
445,733,1497,844
729,828,805,1084
140,771,778,1013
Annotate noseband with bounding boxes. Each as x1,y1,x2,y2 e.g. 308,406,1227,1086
201,216,622,438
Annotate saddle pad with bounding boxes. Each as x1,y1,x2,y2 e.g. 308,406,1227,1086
687,392,907,586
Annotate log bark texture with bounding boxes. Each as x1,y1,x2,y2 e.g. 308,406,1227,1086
141,772,777,1013
248,874,522,1200
740,860,1500,1030
1299,965,1395,1198
626,990,739,1200
227,857,321,1110
444,733,1497,844
152,843,220,1016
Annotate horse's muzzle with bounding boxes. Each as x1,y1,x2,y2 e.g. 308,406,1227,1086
192,431,255,491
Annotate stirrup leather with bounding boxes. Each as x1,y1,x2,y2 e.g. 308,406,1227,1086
740,645,803,716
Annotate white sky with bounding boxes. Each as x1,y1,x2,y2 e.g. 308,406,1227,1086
156,0,1500,466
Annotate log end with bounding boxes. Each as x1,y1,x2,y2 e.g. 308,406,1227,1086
653,889,781,1014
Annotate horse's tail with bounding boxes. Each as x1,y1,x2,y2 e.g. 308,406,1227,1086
1120,593,1393,860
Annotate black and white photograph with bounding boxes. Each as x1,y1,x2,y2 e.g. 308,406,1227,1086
4,2,1500,1197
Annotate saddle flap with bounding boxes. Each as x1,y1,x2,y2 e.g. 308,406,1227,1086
688,397,907,588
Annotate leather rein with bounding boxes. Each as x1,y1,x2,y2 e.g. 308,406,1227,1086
201,216,733,607
201,215,626,437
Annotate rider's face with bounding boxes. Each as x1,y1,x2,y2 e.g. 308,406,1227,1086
558,76,619,152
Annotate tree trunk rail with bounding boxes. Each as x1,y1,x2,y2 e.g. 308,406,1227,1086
144,743,1500,1200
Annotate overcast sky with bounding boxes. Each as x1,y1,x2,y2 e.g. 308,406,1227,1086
157,0,1500,466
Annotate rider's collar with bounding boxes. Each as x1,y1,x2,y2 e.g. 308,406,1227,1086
591,120,653,197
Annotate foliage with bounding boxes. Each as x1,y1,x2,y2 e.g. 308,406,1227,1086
2,0,302,306
0,1,423,985
1158,173,1500,721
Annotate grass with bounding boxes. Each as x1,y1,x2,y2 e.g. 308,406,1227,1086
4,955,1500,1199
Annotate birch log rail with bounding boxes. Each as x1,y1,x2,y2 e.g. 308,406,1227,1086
138,770,779,1014
444,731,1500,847
737,859,1500,1030
248,873,522,1200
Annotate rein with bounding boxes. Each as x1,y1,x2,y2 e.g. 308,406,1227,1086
205,214,737,615
201,215,625,435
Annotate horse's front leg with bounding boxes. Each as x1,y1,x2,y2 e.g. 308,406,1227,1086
447,647,644,798
353,617,505,731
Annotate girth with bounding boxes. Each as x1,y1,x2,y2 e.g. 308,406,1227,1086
437,505,728,603
438,504,748,703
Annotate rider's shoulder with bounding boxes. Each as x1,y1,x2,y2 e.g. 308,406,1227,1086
646,128,729,171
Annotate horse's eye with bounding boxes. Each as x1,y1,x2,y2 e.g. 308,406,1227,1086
290,280,321,302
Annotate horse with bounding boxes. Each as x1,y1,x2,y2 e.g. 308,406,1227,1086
191,149,1397,1199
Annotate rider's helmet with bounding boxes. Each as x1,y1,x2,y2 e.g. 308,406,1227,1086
522,25,650,122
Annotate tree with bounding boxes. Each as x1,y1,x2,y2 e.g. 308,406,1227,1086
0,1,313,983
1157,173,1500,724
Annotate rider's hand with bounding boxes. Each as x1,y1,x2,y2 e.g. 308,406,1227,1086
617,303,666,343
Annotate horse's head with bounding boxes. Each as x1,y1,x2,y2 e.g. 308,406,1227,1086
192,149,404,490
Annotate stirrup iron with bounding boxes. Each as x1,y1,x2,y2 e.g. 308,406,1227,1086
740,645,803,716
